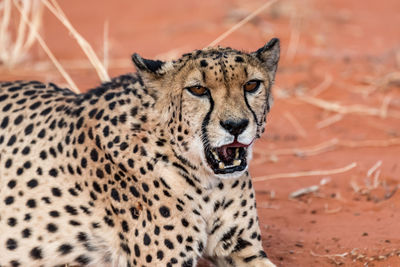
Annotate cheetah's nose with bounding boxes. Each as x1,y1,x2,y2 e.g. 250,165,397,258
220,119,249,137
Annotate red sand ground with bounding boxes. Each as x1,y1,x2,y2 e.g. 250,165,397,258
1,0,400,266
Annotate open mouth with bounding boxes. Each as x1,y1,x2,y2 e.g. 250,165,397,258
205,141,248,174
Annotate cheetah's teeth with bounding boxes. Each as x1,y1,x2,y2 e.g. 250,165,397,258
212,150,220,160
218,162,225,169
233,159,241,166
235,148,239,159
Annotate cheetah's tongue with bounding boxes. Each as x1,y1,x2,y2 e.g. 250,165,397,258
216,141,249,163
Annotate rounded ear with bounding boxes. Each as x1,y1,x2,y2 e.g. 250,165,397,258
131,53,166,75
252,38,280,74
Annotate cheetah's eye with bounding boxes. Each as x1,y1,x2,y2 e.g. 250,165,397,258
243,80,261,93
186,85,209,97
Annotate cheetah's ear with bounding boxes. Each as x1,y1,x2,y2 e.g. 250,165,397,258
132,53,167,75
252,38,280,74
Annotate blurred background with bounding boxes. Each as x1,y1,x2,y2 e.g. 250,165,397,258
1,0,400,266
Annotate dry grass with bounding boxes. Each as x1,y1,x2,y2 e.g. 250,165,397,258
41,0,110,82
254,138,400,162
12,0,79,92
206,0,279,48
300,95,400,119
253,162,357,182
0,0,43,67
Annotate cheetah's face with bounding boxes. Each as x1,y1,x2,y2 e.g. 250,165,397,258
133,39,280,179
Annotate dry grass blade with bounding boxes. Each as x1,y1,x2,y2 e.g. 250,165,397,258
12,0,79,93
316,114,343,129
253,162,357,182
41,0,110,82
206,0,279,48
103,20,109,72
285,5,301,61
309,73,333,96
0,0,12,60
10,0,30,65
0,0,42,67
284,111,307,137
310,250,348,265
255,138,400,161
300,95,400,119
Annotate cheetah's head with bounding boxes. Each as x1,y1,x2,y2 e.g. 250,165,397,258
132,39,280,179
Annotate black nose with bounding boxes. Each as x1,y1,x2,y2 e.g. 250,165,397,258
220,119,249,137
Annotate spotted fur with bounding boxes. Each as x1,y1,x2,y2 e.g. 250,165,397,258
0,39,279,267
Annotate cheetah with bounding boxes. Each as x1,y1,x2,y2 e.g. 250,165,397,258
0,38,280,267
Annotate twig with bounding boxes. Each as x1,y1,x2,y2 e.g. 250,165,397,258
309,73,333,96
284,112,307,137
299,95,400,119
253,162,357,182
12,0,79,93
289,185,319,198
380,95,392,118
206,0,279,48
367,160,382,177
254,138,400,162
285,6,301,61
103,20,109,72
0,0,12,59
41,0,110,82
316,114,343,129
310,250,348,265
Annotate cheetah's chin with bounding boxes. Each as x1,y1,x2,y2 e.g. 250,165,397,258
205,140,248,175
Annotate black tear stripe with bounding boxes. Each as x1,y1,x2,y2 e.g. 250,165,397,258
243,92,259,129
201,91,214,155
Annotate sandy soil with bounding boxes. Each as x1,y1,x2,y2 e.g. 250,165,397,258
1,0,400,266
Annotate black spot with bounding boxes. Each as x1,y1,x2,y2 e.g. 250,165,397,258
30,246,43,259
27,179,38,188
182,258,194,267
146,254,152,263
143,233,151,245
75,255,91,265
49,210,60,217
90,149,99,162
4,196,14,205
14,115,23,125
29,101,41,110
1,116,9,129
244,255,258,262
65,205,78,215
159,206,170,218
24,123,34,135
77,232,88,242
157,250,164,260
47,223,58,233
111,188,120,202
26,199,36,208
235,56,244,62
181,218,189,227
49,168,58,177
164,239,174,250
58,243,73,255
22,228,31,238
7,217,17,227
134,244,140,257
121,220,129,232
7,179,16,188
6,238,17,250
129,186,140,198
51,187,62,197
200,60,208,67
